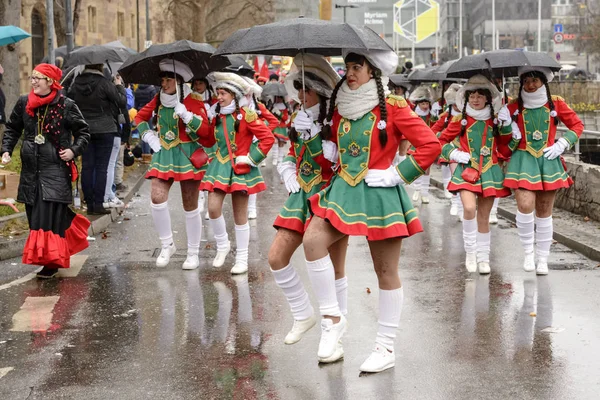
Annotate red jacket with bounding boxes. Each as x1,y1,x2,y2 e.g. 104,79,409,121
257,102,279,132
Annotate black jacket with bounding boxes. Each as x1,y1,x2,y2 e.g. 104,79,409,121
1,93,90,205
68,70,126,135
134,85,157,110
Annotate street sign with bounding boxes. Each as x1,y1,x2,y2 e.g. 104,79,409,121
554,23,563,33
553,32,564,44
393,0,440,44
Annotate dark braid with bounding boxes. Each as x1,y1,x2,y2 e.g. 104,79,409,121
459,99,469,137
515,80,524,123
233,98,241,132
374,72,388,147
443,111,452,130
215,104,222,126
152,93,161,126
486,98,499,138
545,81,559,126
321,75,346,140
179,82,184,103
252,95,260,112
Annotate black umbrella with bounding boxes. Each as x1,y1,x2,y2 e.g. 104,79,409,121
446,50,562,80
389,74,411,89
408,67,438,83
431,59,465,81
64,44,133,68
118,40,230,85
261,82,288,97
222,55,254,78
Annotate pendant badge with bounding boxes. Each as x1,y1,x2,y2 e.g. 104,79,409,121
480,146,491,157
34,134,46,145
231,142,238,152
300,161,314,176
342,120,351,134
165,130,176,141
532,130,543,141
348,141,361,157
173,112,179,120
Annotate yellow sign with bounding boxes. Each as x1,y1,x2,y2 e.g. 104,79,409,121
394,0,439,44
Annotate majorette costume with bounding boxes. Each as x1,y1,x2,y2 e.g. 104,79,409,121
407,85,437,203
201,71,275,275
302,49,440,372
438,74,512,274
136,59,214,270
270,100,290,166
498,66,583,275
1,64,91,278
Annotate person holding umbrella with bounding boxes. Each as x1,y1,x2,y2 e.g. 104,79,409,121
1,63,91,279
201,71,274,275
497,66,583,275
267,90,290,166
301,49,440,372
438,75,512,274
268,53,347,345
135,59,214,270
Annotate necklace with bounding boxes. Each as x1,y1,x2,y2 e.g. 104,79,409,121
341,118,361,157
525,108,547,141
34,105,50,145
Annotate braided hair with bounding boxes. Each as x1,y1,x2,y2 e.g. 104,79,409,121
461,88,499,137
374,68,389,147
320,75,346,140
289,93,328,143
516,71,559,126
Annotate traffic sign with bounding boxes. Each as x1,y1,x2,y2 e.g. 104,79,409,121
554,24,563,33
553,32,564,44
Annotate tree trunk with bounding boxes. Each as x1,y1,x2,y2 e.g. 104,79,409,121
53,0,66,47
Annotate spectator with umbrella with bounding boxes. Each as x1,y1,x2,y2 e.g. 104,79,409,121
262,82,290,166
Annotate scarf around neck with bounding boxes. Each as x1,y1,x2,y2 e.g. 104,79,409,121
521,85,548,109
415,106,430,117
219,101,236,115
160,85,192,108
336,77,390,120
26,90,58,117
466,104,491,121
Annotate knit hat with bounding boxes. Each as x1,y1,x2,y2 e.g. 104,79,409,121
518,65,555,83
207,71,252,100
284,53,340,99
409,85,433,103
444,83,462,105
159,59,194,82
455,74,502,113
342,49,398,76
243,76,263,98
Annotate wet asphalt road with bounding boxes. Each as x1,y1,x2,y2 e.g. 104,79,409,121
1,160,599,400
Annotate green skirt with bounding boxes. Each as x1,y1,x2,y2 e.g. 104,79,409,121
504,150,572,191
274,183,324,234
200,158,266,194
448,163,511,198
146,142,206,181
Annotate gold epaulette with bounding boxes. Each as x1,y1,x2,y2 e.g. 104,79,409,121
189,92,203,101
508,97,518,105
243,107,258,123
386,94,408,108
551,95,565,102
451,114,463,122
290,110,298,123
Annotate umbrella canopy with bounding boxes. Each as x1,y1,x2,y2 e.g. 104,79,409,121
222,55,254,78
408,67,438,83
214,17,392,57
261,82,287,97
389,74,411,88
118,40,229,85
64,44,133,68
0,25,30,46
431,59,464,81
446,50,562,79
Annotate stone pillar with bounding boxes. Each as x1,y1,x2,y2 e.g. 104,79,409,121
0,0,24,117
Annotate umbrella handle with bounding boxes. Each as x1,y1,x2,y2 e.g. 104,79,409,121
301,49,305,112
106,60,113,75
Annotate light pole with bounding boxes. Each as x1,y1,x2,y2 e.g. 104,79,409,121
459,0,463,58
492,0,496,50
335,3,358,23
537,0,542,51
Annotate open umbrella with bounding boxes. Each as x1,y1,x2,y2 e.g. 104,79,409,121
407,67,438,83
64,44,133,68
118,40,229,85
261,82,288,97
389,74,411,89
431,59,465,81
222,55,254,78
0,25,30,46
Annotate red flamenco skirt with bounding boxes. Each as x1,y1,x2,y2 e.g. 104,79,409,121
22,197,90,269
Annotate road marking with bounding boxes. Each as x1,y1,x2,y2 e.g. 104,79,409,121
0,255,89,291
0,270,41,291
0,367,14,379
10,296,60,332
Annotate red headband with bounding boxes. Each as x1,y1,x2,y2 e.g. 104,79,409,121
33,63,63,90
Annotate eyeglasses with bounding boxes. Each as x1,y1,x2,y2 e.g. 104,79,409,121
30,76,50,83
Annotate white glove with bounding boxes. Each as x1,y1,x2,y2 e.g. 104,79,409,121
543,137,569,160
322,140,338,163
511,121,522,141
235,155,256,167
279,163,300,193
449,149,471,164
431,102,442,118
392,153,402,167
498,105,511,126
293,110,313,131
142,130,161,153
1,152,11,164
364,166,403,187
174,103,194,125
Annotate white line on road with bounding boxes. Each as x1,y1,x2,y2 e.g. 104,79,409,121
10,296,60,332
0,367,14,379
0,270,41,291
0,255,89,291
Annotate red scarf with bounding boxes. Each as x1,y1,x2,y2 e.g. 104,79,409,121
25,90,58,117
25,63,63,116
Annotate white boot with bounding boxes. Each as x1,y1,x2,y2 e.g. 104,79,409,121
360,344,395,373
272,145,279,166
535,216,553,276
463,218,477,273
183,208,202,270
182,252,200,270
536,258,549,275
489,198,499,224
450,194,459,216
248,194,258,220
209,215,230,268
151,201,175,268
476,231,491,275
523,252,536,272
442,165,453,199
317,316,347,363
517,211,535,271
420,174,430,204
231,223,250,274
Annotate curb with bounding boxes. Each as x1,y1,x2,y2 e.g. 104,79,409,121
0,164,147,261
429,176,600,262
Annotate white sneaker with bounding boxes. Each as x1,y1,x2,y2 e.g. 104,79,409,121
212,242,230,268
103,197,124,208
156,244,176,267
444,189,453,199
359,344,395,373
523,253,535,272
319,342,344,364
465,252,477,273
204,210,210,220
248,209,257,220
317,315,347,362
182,253,199,270
411,191,420,202
458,213,464,222
489,211,498,224
261,161,266,167
421,196,430,204
272,158,278,166
450,204,458,216
230,262,248,275
536,259,549,275
478,261,491,274
284,315,317,345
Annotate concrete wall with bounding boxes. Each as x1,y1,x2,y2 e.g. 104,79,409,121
556,158,600,222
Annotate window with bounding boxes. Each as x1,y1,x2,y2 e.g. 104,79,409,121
117,12,125,37
88,6,97,33
131,14,136,38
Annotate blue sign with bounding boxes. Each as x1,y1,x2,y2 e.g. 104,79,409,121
554,24,563,33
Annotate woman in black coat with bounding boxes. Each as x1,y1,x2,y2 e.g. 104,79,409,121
1,63,91,279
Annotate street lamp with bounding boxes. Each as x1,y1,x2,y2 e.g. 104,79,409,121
335,3,359,24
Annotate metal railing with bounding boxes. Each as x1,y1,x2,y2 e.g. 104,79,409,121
557,126,600,162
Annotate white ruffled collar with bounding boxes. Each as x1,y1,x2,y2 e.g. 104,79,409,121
160,85,192,108
521,85,548,109
466,104,491,121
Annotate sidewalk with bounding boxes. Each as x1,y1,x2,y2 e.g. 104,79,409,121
428,165,600,262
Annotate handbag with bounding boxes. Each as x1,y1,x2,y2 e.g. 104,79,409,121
460,123,488,184
222,117,251,175
179,145,209,169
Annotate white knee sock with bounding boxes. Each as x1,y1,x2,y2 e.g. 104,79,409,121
535,216,553,262
184,208,202,255
420,174,431,196
452,193,460,207
234,275,253,323
151,201,173,248
335,277,348,316
305,255,341,317
248,193,257,212
278,148,285,163
491,198,499,213
442,165,452,189
476,231,491,263
272,145,279,159
412,175,422,191
209,215,229,250
376,287,404,351
235,223,250,266
458,195,464,215
462,217,477,253
271,264,314,320
516,211,535,255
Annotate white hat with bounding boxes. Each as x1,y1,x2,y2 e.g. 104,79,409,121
444,83,462,105
284,53,340,99
159,59,194,82
243,76,263,98
455,74,502,114
342,49,398,76
518,65,554,83
207,71,252,100
409,85,433,103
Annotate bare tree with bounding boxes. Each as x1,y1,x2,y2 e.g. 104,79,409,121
52,0,83,47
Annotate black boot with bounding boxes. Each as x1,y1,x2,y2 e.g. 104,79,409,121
36,266,59,279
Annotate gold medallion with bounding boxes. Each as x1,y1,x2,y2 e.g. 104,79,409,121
231,142,238,152
343,120,351,134
480,146,491,157
532,130,543,141
165,130,176,141
348,141,361,157
300,161,314,176
34,134,46,145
